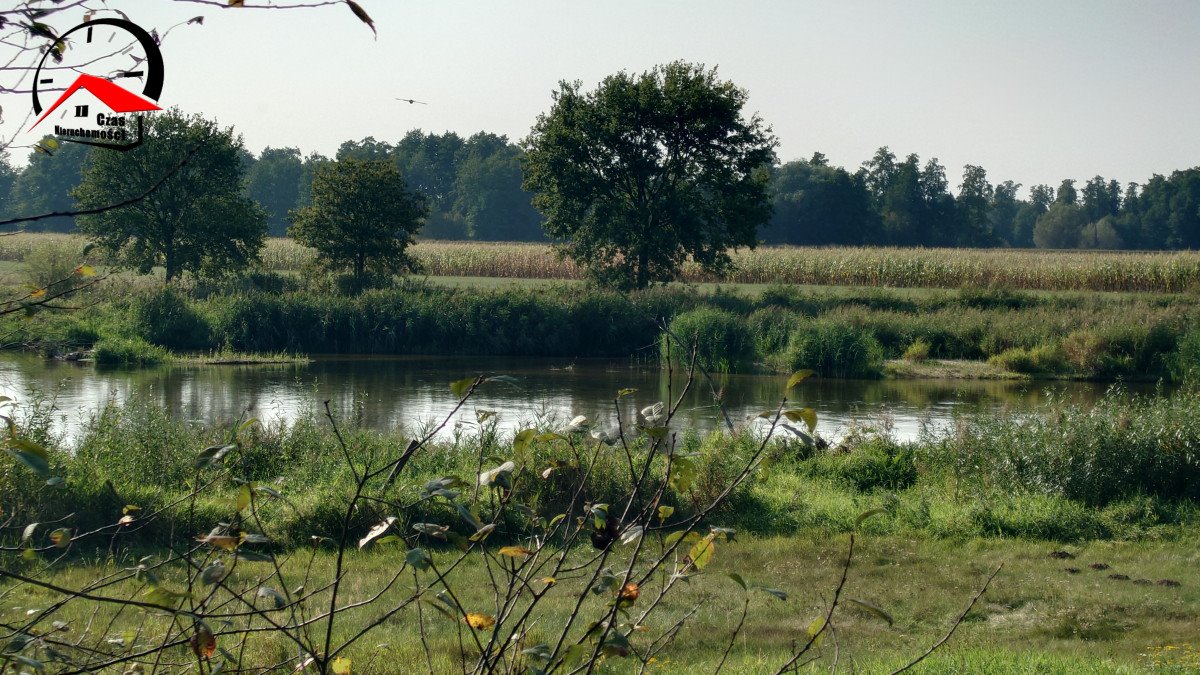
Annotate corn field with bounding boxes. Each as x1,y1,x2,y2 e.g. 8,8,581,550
3,234,1199,292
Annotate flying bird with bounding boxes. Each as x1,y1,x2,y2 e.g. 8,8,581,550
395,98,427,105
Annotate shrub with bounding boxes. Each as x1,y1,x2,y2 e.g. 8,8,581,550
93,336,169,366
1172,330,1200,382
22,240,86,298
131,286,213,350
662,307,756,373
902,338,932,362
783,320,884,378
803,440,918,492
987,344,1067,374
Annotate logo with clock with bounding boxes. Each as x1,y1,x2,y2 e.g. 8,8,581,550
27,18,164,152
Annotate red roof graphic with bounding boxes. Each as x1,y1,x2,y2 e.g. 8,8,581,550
29,73,161,131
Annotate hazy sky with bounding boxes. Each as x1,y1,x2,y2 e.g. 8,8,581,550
5,0,1200,194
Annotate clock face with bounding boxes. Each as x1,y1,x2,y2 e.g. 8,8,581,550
30,18,164,149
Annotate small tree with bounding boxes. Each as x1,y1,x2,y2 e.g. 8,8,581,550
288,158,428,288
522,61,777,289
73,109,266,281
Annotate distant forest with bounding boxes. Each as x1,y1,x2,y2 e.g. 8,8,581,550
3,130,1198,250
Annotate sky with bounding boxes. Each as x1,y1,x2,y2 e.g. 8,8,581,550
4,0,1200,195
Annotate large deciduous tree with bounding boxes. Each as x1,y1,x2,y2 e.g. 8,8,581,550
73,110,266,281
288,158,428,288
245,146,303,236
522,61,777,289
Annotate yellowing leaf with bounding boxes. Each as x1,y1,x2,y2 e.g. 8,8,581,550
358,517,397,549
657,505,674,521
74,264,96,277
464,612,496,630
787,370,815,389
783,408,818,432
686,534,716,571
196,533,239,551
498,546,532,558
450,376,476,399
618,582,640,603
236,484,251,512
806,616,826,647
331,656,352,674
49,528,71,548
540,576,557,586
30,288,46,299
190,623,216,658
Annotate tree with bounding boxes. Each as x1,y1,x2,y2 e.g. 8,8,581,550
288,158,428,286
765,156,879,245
452,144,544,241
73,109,266,281
245,146,303,236
988,180,1023,246
7,139,91,231
956,164,995,246
523,61,777,289
1034,202,1087,249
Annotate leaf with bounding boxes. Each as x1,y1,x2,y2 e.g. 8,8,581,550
450,376,476,399
847,597,894,625
190,622,216,659
346,0,376,38
616,388,637,399
470,523,496,542
234,550,273,562
512,428,537,457
227,0,245,6
187,16,205,25
806,616,826,647
144,586,188,608
619,525,643,546
726,572,747,590
22,522,38,542
195,444,235,470
201,562,227,586
755,586,789,601
657,505,674,521
196,532,239,551
663,530,699,548
668,456,697,493
687,534,716,570
256,586,286,610
783,408,818,432
30,288,46,299
48,528,70,548
358,517,397,549
74,264,96,277
600,630,632,658
412,522,449,539
478,460,516,488
6,449,49,477
236,484,251,512
12,655,45,674
331,656,352,674
464,612,495,630
787,370,815,389
498,546,533,558
405,548,432,571
855,508,887,528
123,504,141,516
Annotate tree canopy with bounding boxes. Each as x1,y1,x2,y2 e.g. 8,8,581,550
288,158,428,288
72,109,266,281
522,61,777,289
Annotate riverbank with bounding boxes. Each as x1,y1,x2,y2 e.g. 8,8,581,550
3,277,1198,382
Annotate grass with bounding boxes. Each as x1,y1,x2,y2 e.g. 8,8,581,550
4,535,1195,673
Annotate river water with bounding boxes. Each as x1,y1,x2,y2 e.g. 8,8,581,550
0,354,1161,446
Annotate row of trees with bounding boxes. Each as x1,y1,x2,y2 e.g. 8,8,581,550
766,150,1200,250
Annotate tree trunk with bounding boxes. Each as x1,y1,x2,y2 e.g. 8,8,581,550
636,247,649,289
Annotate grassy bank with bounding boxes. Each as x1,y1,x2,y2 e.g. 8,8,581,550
7,278,1198,381
2,385,1199,673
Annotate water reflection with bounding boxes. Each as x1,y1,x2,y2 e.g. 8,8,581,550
0,354,1166,445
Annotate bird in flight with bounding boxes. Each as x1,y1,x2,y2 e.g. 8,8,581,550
395,98,427,105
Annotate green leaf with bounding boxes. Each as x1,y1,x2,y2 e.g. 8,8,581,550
234,550,273,562
195,444,235,470
143,586,188,608
13,655,46,674
450,376,477,399
755,585,789,601
6,449,49,477
470,523,496,542
513,428,537,457
656,505,674,522
48,528,71,548
855,508,887,528
668,455,697,493
405,548,432,571
616,388,637,399
847,597,894,625
787,370,815,389
726,572,747,590
663,530,699,548
201,562,227,586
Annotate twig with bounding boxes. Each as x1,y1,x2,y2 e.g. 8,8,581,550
888,563,1004,674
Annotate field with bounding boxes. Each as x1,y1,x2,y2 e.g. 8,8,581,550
3,234,1200,292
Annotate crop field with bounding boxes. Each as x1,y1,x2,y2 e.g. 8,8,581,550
3,234,1199,293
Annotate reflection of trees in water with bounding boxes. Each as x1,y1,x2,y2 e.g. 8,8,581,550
0,355,1176,444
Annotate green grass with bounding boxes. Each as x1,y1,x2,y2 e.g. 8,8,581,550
4,535,1195,673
